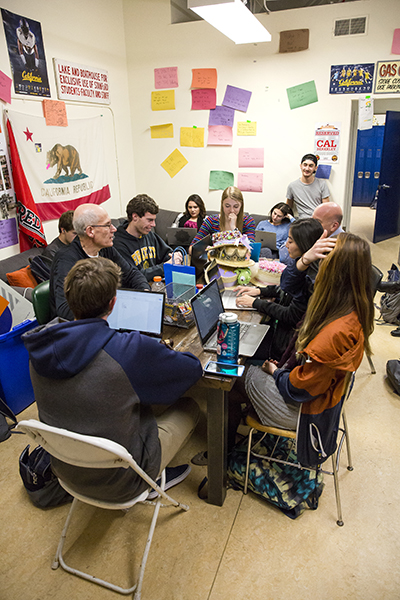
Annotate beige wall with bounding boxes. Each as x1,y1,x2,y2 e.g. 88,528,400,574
1,0,400,261
0,0,135,259
123,0,400,219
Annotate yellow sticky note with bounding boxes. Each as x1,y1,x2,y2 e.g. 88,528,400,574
151,90,175,111
150,123,174,139
180,127,204,147
237,121,257,136
161,148,188,178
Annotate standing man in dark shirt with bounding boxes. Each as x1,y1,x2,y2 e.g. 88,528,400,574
50,203,150,320
114,194,182,282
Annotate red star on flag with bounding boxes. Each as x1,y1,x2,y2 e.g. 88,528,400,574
23,128,33,142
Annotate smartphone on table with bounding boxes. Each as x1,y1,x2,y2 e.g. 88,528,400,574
203,359,245,378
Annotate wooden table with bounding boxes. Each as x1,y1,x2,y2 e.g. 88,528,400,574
164,308,263,506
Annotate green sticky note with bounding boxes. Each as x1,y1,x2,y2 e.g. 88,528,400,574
286,80,318,110
209,170,235,191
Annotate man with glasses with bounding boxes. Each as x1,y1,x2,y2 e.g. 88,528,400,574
49,203,150,320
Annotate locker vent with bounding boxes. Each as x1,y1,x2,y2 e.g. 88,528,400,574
334,16,367,37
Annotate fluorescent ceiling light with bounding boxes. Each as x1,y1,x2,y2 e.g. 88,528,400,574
188,0,271,44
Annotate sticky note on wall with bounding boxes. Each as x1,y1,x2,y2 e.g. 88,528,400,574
151,90,175,111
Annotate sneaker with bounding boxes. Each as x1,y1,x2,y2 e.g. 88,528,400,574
191,450,208,466
147,464,191,499
391,327,400,337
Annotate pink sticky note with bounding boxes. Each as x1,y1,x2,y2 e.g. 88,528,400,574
239,148,264,168
238,172,263,193
392,29,400,54
154,67,178,89
207,125,233,146
191,89,216,110
0,70,12,104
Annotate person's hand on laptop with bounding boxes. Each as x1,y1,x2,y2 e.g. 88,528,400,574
234,286,260,298
235,294,256,308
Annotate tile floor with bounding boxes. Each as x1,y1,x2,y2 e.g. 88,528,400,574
1,206,400,600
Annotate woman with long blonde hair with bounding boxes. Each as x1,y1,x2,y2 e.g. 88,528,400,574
227,232,374,465
190,186,255,247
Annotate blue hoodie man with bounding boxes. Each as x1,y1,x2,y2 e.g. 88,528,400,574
23,257,202,502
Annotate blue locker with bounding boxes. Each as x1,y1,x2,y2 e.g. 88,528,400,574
352,126,385,206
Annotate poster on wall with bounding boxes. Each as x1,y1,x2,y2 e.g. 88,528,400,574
7,110,110,231
374,61,400,94
1,9,50,98
329,64,374,94
54,59,110,104
314,122,341,163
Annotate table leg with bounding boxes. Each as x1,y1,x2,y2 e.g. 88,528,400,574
206,387,228,506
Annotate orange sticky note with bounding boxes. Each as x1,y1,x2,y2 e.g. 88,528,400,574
42,100,68,127
191,68,217,89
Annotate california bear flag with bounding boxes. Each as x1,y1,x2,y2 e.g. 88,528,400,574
7,110,110,250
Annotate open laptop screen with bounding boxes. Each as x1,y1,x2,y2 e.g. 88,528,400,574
191,279,224,344
107,289,164,337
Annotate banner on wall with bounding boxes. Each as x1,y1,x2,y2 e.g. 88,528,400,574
329,64,374,94
374,61,400,94
54,59,110,104
314,122,341,164
7,111,110,247
1,8,50,98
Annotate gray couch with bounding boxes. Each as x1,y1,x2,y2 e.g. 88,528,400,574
0,209,268,300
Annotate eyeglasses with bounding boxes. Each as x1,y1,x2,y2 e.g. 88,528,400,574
88,222,113,229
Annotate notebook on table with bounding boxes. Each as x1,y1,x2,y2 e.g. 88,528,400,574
167,227,198,247
190,279,269,357
254,231,277,250
107,289,164,337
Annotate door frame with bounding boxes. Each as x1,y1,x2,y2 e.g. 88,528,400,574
344,98,400,233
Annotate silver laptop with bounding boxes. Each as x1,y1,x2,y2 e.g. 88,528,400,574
167,227,197,247
107,289,164,337
190,279,269,357
255,230,277,250
206,262,255,311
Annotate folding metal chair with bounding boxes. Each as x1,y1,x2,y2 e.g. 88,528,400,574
243,372,355,526
17,419,189,599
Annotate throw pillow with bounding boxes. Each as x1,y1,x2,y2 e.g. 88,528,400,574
7,265,38,288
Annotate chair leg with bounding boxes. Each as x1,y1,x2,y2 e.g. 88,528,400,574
53,493,165,596
244,428,254,494
331,453,344,527
366,353,376,375
341,409,353,471
134,470,166,600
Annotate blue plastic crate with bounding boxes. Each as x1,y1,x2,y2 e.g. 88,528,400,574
0,319,38,415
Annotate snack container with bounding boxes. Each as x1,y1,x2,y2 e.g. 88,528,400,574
163,282,196,328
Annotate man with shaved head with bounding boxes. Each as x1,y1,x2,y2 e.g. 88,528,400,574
312,202,344,237
50,203,150,320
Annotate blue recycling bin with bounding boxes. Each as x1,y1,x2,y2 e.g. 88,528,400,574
0,319,38,415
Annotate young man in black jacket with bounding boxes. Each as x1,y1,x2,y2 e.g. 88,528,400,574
114,194,182,282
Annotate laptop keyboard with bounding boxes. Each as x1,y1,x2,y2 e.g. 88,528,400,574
207,322,251,350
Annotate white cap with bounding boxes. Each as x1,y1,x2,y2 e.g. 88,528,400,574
219,312,238,323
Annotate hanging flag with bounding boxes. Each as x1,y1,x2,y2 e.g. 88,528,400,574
6,118,46,251
7,110,110,226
